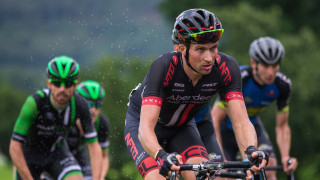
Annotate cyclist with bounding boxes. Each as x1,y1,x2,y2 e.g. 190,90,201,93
9,56,102,180
211,37,298,180
124,8,268,180
172,34,224,162
70,80,111,180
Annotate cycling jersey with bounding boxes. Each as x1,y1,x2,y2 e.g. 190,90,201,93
66,113,110,179
127,51,243,127
216,65,291,159
67,113,110,153
125,51,243,178
217,65,291,129
11,89,98,179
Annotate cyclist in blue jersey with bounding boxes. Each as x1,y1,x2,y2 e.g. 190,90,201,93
212,37,298,180
124,9,268,180
9,56,102,180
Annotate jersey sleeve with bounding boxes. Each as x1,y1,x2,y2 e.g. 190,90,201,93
142,54,170,98
216,53,243,102
12,96,38,143
76,95,98,144
97,114,110,151
141,52,175,106
276,73,292,112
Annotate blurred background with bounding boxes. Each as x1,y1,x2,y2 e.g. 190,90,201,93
1,0,319,179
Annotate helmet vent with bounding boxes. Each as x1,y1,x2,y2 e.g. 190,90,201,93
196,9,206,19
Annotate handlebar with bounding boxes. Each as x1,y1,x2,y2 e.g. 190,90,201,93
171,161,252,180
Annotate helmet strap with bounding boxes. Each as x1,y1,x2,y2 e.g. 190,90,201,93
185,43,200,74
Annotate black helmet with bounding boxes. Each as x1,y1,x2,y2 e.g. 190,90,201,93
46,55,80,81
249,37,285,64
173,8,223,44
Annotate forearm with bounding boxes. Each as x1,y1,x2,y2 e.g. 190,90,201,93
88,142,102,180
138,126,162,159
100,151,109,180
227,100,257,158
276,123,291,160
233,121,257,158
9,140,33,180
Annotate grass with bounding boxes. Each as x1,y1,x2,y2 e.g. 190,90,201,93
0,163,13,180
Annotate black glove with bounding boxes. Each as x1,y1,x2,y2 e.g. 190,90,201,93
244,145,269,166
155,149,178,177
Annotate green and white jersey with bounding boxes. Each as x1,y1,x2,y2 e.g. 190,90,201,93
12,89,98,157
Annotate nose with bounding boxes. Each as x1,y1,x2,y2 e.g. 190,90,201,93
204,50,214,62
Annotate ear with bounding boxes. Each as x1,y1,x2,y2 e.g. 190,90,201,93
178,44,186,56
249,58,256,67
46,79,51,89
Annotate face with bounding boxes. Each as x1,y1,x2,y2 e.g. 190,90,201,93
47,79,77,108
88,100,102,123
251,59,280,85
187,42,218,75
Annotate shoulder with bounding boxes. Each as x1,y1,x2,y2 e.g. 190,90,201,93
31,89,50,104
275,72,292,91
151,51,182,67
73,92,89,109
216,52,240,71
240,65,252,79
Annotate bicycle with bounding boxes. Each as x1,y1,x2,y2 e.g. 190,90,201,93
170,160,266,180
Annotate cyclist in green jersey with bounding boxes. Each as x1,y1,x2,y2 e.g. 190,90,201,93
70,80,111,179
9,56,102,180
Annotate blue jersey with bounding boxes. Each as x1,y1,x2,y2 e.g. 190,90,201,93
217,65,291,129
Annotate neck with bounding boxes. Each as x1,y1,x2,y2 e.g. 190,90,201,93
182,55,202,86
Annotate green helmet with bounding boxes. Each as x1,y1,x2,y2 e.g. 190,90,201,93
47,55,80,80
77,80,105,101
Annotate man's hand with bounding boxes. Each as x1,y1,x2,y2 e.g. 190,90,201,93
245,146,269,174
155,149,183,178
282,157,298,174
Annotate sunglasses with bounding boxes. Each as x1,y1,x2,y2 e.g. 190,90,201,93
88,101,102,108
188,29,224,43
50,79,76,88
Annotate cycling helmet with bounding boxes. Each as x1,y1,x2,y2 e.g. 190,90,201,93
171,29,180,45
249,37,285,64
47,55,79,80
173,8,223,44
77,80,105,101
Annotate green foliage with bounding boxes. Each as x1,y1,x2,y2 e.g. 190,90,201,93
79,56,152,179
0,79,28,158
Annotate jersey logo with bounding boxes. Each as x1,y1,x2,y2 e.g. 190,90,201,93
142,96,162,107
225,92,244,102
172,55,178,65
265,90,275,97
216,55,221,64
125,132,138,160
219,61,232,85
164,63,175,87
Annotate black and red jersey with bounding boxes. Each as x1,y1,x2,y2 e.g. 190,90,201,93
127,51,243,126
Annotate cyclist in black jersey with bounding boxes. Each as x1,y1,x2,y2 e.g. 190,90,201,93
71,80,111,179
172,35,224,162
9,56,102,180
124,9,268,180
212,37,298,180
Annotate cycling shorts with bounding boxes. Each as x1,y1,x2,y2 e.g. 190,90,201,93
221,117,275,161
124,112,208,178
16,140,82,180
